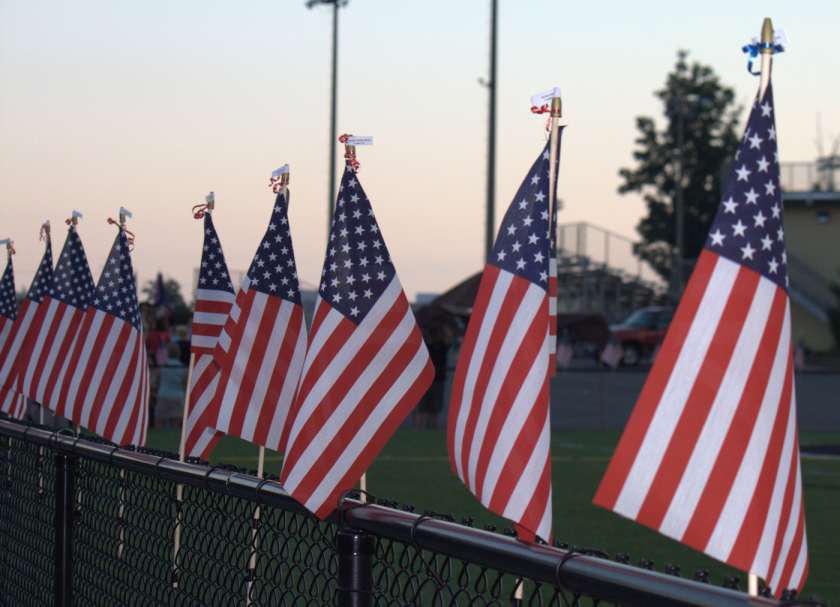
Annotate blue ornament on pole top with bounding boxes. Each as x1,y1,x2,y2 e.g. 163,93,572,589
742,26,787,76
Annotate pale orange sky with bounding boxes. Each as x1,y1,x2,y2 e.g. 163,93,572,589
1,1,838,301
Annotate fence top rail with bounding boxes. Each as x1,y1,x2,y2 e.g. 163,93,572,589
0,417,789,607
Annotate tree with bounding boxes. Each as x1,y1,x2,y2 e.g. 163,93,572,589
619,50,742,285
142,275,191,326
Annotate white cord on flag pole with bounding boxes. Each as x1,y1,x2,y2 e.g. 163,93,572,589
172,352,195,587
246,446,266,605
749,573,759,596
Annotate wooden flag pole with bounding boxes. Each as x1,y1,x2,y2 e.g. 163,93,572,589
70,211,83,436
245,171,288,605
116,207,132,561
749,17,774,598
548,95,562,225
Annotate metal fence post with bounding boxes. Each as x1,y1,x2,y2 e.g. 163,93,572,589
54,452,76,607
336,527,374,607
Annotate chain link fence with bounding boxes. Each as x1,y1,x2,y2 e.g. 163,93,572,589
0,416,823,606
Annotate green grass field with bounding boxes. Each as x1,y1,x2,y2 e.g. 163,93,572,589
146,427,840,604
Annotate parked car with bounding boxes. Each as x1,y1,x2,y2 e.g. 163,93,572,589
609,306,673,366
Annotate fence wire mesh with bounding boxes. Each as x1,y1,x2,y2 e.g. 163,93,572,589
0,417,822,607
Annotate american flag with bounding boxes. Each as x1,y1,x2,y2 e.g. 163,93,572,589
0,252,25,419
594,84,808,596
210,189,307,451
53,227,149,446
182,210,235,459
279,167,433,518
448,141,555,542
0,230,54,417
20,225,96,410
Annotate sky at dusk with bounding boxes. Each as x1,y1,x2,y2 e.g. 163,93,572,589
1,0,839,302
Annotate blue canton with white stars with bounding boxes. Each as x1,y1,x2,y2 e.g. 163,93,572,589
491,140,552,290
27,238,54,304
706,84,788,289
0,260,15,321
198,213,234,295
51,227,95,309
245,191,301,305
320,168,395,323
92,230,141,329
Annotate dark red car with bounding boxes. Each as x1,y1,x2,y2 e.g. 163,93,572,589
609,306,673,366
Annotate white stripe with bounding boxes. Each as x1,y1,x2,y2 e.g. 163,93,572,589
451,271,514,481
21,299,59,394
239,299,294,442
481,332,550,504
190,428,217,459
705,305,791,560
45,312,86,414
548,298,557,315
614,257,739,518
112,334,143,444
266,320,307,450
195,289,236,304
503,408,550,522
78,319,122,427
302,338,427,512
192,311,229,326
95,330,138,437
285,299,413,492
33,307,76,403
468,283,544,491
65,310,106,423
188,353,213,392
785,533,808,594
285,278,403,453
549,258,557,274
766,453,803,591
0,321,12,350
216,292,265,432
299,296,341,380
0,303,36,384
660,278,777,539
535,482,553,541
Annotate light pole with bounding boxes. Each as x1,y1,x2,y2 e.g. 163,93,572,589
306,0,349,234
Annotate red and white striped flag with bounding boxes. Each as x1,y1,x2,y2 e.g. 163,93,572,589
448,140,556,542
209,185,307,451
182,205,235,459
0,248,26,419
19,222,96,410
594,84,808,596
279,166,433,518
53,225,149,446
0,224,54,416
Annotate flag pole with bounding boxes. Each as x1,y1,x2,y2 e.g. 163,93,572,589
245,170,288,605
749,16,774,598
116,207,132,561
70,211,83,437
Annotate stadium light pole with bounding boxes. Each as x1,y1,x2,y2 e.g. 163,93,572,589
306,0,348,235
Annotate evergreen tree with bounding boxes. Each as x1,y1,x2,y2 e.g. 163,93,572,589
619,50,742,284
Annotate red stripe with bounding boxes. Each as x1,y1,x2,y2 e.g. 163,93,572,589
309,298,330,338
593,250,718,509
282,296,407,475
14,299,51,379
725,348,794,570
0,300,33,383
280,315,356,453
105,332,142,445
227,294,281,438
69,314,116,426
212,288,253,367
763,434,801,588
24,302,62,399
253,304,303,447
771,468,806,597
487,375,549,512
311,351,434,519
54,308,95,418
635,267,759,529
681,288,787,549
87,323,133,435
515,452,552,541
41,308,82,408
458,274,527,487
194,300,233,315
473,296,548,499
447,266,499,472
290,320,426,505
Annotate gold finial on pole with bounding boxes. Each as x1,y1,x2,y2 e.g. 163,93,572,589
760,18,774,52
758,18,774,98
205,192,215,211
550,96,562,119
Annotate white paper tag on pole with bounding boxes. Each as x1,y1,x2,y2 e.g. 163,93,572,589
271,165,289,178
119,206,133,219
205,192,215,204
345,136,373,146
531,86,562,107
775,28,789,49
72,210,83,220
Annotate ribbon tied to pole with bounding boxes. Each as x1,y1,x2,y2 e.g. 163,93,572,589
107,217,136,250
742,32,786,75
